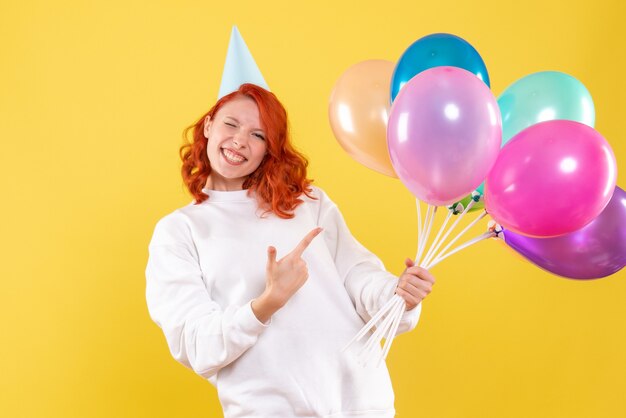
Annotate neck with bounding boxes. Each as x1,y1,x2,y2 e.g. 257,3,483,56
204,175,246,191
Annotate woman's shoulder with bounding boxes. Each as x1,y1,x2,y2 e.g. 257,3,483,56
299,185,341,222
302,184,333,203
303,184,341,208
148,204,198,247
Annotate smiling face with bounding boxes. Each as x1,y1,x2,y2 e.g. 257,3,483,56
203,95,268,191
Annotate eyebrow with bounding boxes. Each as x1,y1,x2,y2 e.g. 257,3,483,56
223,116,265,132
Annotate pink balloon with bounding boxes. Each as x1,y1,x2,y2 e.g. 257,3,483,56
485,120,617,237
387,66,502,206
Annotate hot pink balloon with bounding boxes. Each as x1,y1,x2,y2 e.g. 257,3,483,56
485,120,617,237
387,66,502,206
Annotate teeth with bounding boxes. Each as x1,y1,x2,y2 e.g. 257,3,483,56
223,149,245,163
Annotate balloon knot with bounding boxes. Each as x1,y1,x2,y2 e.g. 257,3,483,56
449,202,464,215
487,220,503,236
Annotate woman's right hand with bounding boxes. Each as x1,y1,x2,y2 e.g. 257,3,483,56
251,227,323,323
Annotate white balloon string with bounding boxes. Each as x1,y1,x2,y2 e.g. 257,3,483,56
346,200,486,363
421,198,477,268
415,204,431,261
377,297,407,366
416,198,422,262
368,298,406,364
421,207,453,268
342,293,399,352
358,316,390,360
358,296,402,361
359,295,398,364
425,231,496,270
416,205,437,266
366,298,405,363
428,210,488,268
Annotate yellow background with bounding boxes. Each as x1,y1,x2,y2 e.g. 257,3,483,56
1,0,625,416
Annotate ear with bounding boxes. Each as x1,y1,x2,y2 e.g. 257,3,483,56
203,115,212,138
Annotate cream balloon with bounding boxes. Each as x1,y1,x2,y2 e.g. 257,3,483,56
328,60,397,177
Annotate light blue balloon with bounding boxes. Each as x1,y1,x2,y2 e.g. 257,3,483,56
497,71,595,145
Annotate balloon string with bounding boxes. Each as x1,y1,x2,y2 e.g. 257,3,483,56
374,201,483,363
420,208,453,268
416,205,437,265
361,297,405,365
415,204,431,262
347,201,488,364
376,203,449,363
425,231,496,270
426,210,487,268
366,200,433,364
372,208,491,363
421,199,477,268
416,198,422,262
357,295,403,361
341,292,399,352
357,310,393,360
377,297,407,366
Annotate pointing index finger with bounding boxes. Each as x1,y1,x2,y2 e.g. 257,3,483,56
292,227,323,257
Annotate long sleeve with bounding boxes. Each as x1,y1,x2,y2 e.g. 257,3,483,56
145,213,268,379
317,193,421,335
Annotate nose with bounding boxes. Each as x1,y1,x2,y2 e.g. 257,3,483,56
232,132,248,149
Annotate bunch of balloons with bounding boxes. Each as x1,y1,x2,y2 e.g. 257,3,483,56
330,33,624,364
329,32,624,280
485,73,622,280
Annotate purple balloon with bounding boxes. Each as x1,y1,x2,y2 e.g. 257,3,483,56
387,66,502,206
485,120,617,237
501,186,626,279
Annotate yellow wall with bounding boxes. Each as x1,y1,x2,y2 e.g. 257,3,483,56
1,0,625,416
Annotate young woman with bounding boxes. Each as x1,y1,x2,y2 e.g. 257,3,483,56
146,83,435,417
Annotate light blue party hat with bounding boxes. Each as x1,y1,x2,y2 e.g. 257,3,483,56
218,26,269,99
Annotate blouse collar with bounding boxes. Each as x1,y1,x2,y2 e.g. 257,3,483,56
201,187,255,202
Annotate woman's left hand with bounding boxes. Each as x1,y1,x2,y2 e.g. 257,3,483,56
395,258,436,311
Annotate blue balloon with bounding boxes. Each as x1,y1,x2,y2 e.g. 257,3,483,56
390,33,490,102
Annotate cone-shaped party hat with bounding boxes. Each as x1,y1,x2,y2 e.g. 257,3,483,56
218,26,269,99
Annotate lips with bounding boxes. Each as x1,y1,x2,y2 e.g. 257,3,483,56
221,148,247,165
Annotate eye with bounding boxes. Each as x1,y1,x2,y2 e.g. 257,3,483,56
224,121,236,127
253,133,265,140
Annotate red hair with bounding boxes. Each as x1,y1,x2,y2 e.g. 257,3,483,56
180,83,315,218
